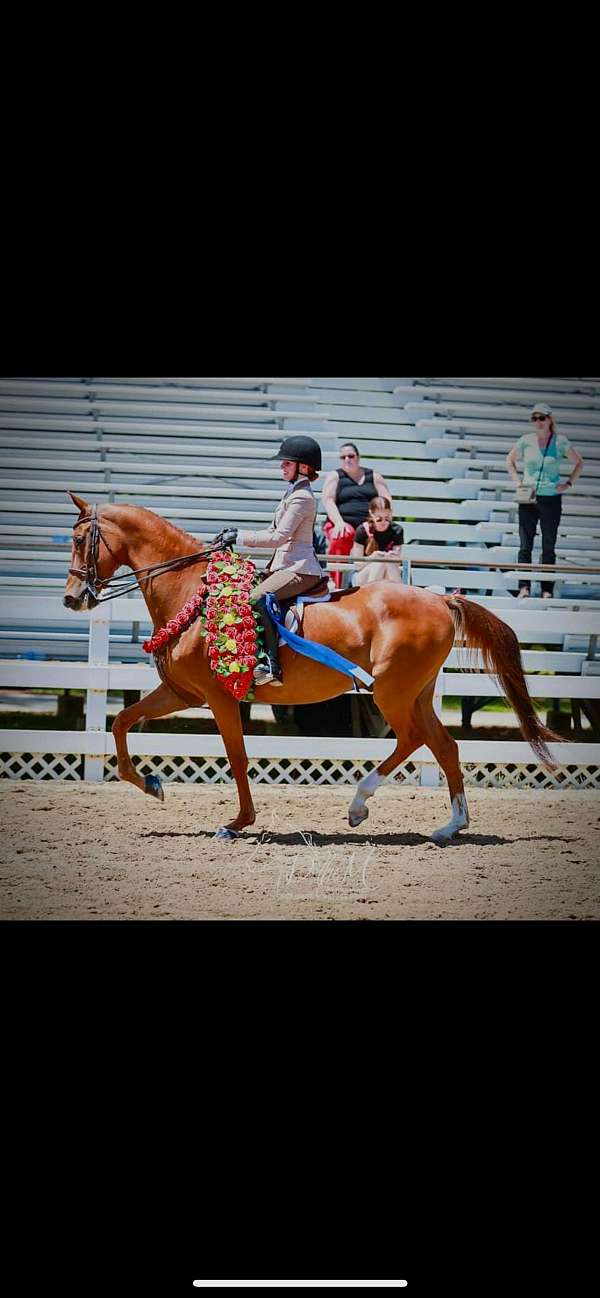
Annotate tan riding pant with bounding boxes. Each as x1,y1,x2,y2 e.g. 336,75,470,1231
251,568,325,602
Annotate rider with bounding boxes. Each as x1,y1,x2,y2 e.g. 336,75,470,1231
217,435,325,685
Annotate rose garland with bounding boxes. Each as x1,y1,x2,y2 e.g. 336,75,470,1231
142,585,206,655
141,550,262,703
204,550,262,701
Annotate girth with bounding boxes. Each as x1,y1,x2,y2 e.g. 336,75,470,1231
153,652,208,709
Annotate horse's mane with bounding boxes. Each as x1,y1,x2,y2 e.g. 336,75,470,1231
103,502,203,555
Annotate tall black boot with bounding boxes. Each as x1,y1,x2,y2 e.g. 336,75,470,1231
254,595,283,686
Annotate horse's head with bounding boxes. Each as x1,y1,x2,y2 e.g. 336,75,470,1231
63,492,124,611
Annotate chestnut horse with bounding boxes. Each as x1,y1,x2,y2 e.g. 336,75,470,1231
63,494,560,843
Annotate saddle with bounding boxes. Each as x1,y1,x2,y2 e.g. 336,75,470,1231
263,581,374,692
276,578,357,641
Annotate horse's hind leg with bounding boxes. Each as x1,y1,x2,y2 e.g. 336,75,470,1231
111,682,192,801
414,681,469,844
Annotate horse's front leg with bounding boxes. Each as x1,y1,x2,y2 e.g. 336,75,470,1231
208,689,256,839
111,682,193,800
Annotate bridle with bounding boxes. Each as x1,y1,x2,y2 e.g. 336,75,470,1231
68,504,225,604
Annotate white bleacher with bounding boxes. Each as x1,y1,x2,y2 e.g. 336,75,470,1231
452,456,600,479
0,376,599,786
0,380,320,406
394,380,600,411
402,378,600,396
419,422,600,450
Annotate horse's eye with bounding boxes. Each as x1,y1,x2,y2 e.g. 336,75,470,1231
74,536,84,548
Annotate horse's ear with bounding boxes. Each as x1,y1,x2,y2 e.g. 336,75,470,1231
69,491,90,515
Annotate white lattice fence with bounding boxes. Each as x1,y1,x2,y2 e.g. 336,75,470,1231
3,596,600,790
1,737,600,794
2,746,599,789
101,754,423,786
462,762,600,789
0,751,83,780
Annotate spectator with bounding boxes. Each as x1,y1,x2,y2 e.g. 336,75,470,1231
505,402,584,599
321,442,393,588
350,497,404,585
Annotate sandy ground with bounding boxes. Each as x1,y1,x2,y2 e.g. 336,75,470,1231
1,781,599,920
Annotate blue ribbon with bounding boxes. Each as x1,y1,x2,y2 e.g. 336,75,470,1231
265,593,374,691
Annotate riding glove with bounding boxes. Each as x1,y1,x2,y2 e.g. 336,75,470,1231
218,528,238,549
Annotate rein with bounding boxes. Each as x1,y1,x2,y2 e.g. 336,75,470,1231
69,504,225,603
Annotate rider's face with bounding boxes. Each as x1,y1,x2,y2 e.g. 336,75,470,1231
280,459,297,481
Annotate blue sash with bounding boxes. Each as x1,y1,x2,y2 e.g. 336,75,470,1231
265,593,374,691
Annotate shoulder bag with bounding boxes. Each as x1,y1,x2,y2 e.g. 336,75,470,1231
516,431,554,504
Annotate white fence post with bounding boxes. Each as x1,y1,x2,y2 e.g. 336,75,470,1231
84,603,111,781
420,669,443,787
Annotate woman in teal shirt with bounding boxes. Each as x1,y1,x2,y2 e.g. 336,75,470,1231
506,402,584,598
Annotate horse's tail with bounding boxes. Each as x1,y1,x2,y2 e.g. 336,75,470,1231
444,594,562,770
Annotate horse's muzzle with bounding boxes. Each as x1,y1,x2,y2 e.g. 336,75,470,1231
63,591,97,611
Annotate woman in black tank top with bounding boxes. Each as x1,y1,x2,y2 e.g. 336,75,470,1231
321,442,393,589
335,465,378,526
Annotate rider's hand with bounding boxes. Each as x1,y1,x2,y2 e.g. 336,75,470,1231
218,528,238,548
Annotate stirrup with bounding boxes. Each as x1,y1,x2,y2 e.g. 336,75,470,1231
253,664,283,687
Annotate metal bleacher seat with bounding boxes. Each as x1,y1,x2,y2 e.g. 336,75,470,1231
400,377,600,397
394,380,600,411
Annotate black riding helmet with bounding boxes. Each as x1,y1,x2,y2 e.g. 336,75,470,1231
271,435,322,472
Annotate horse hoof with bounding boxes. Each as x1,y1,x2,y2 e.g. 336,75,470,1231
430,829,455,846
145,774,164,802
214,826,239,841
348,808,369,828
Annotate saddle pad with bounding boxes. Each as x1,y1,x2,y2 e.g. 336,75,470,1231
278,608,299,643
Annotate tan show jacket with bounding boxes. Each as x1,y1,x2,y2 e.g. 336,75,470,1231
241,477,322,577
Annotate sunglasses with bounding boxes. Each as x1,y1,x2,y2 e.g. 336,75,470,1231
532,414,549,422
340,453,357,460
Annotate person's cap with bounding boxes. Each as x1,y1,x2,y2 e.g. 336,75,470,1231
530,401,553,416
